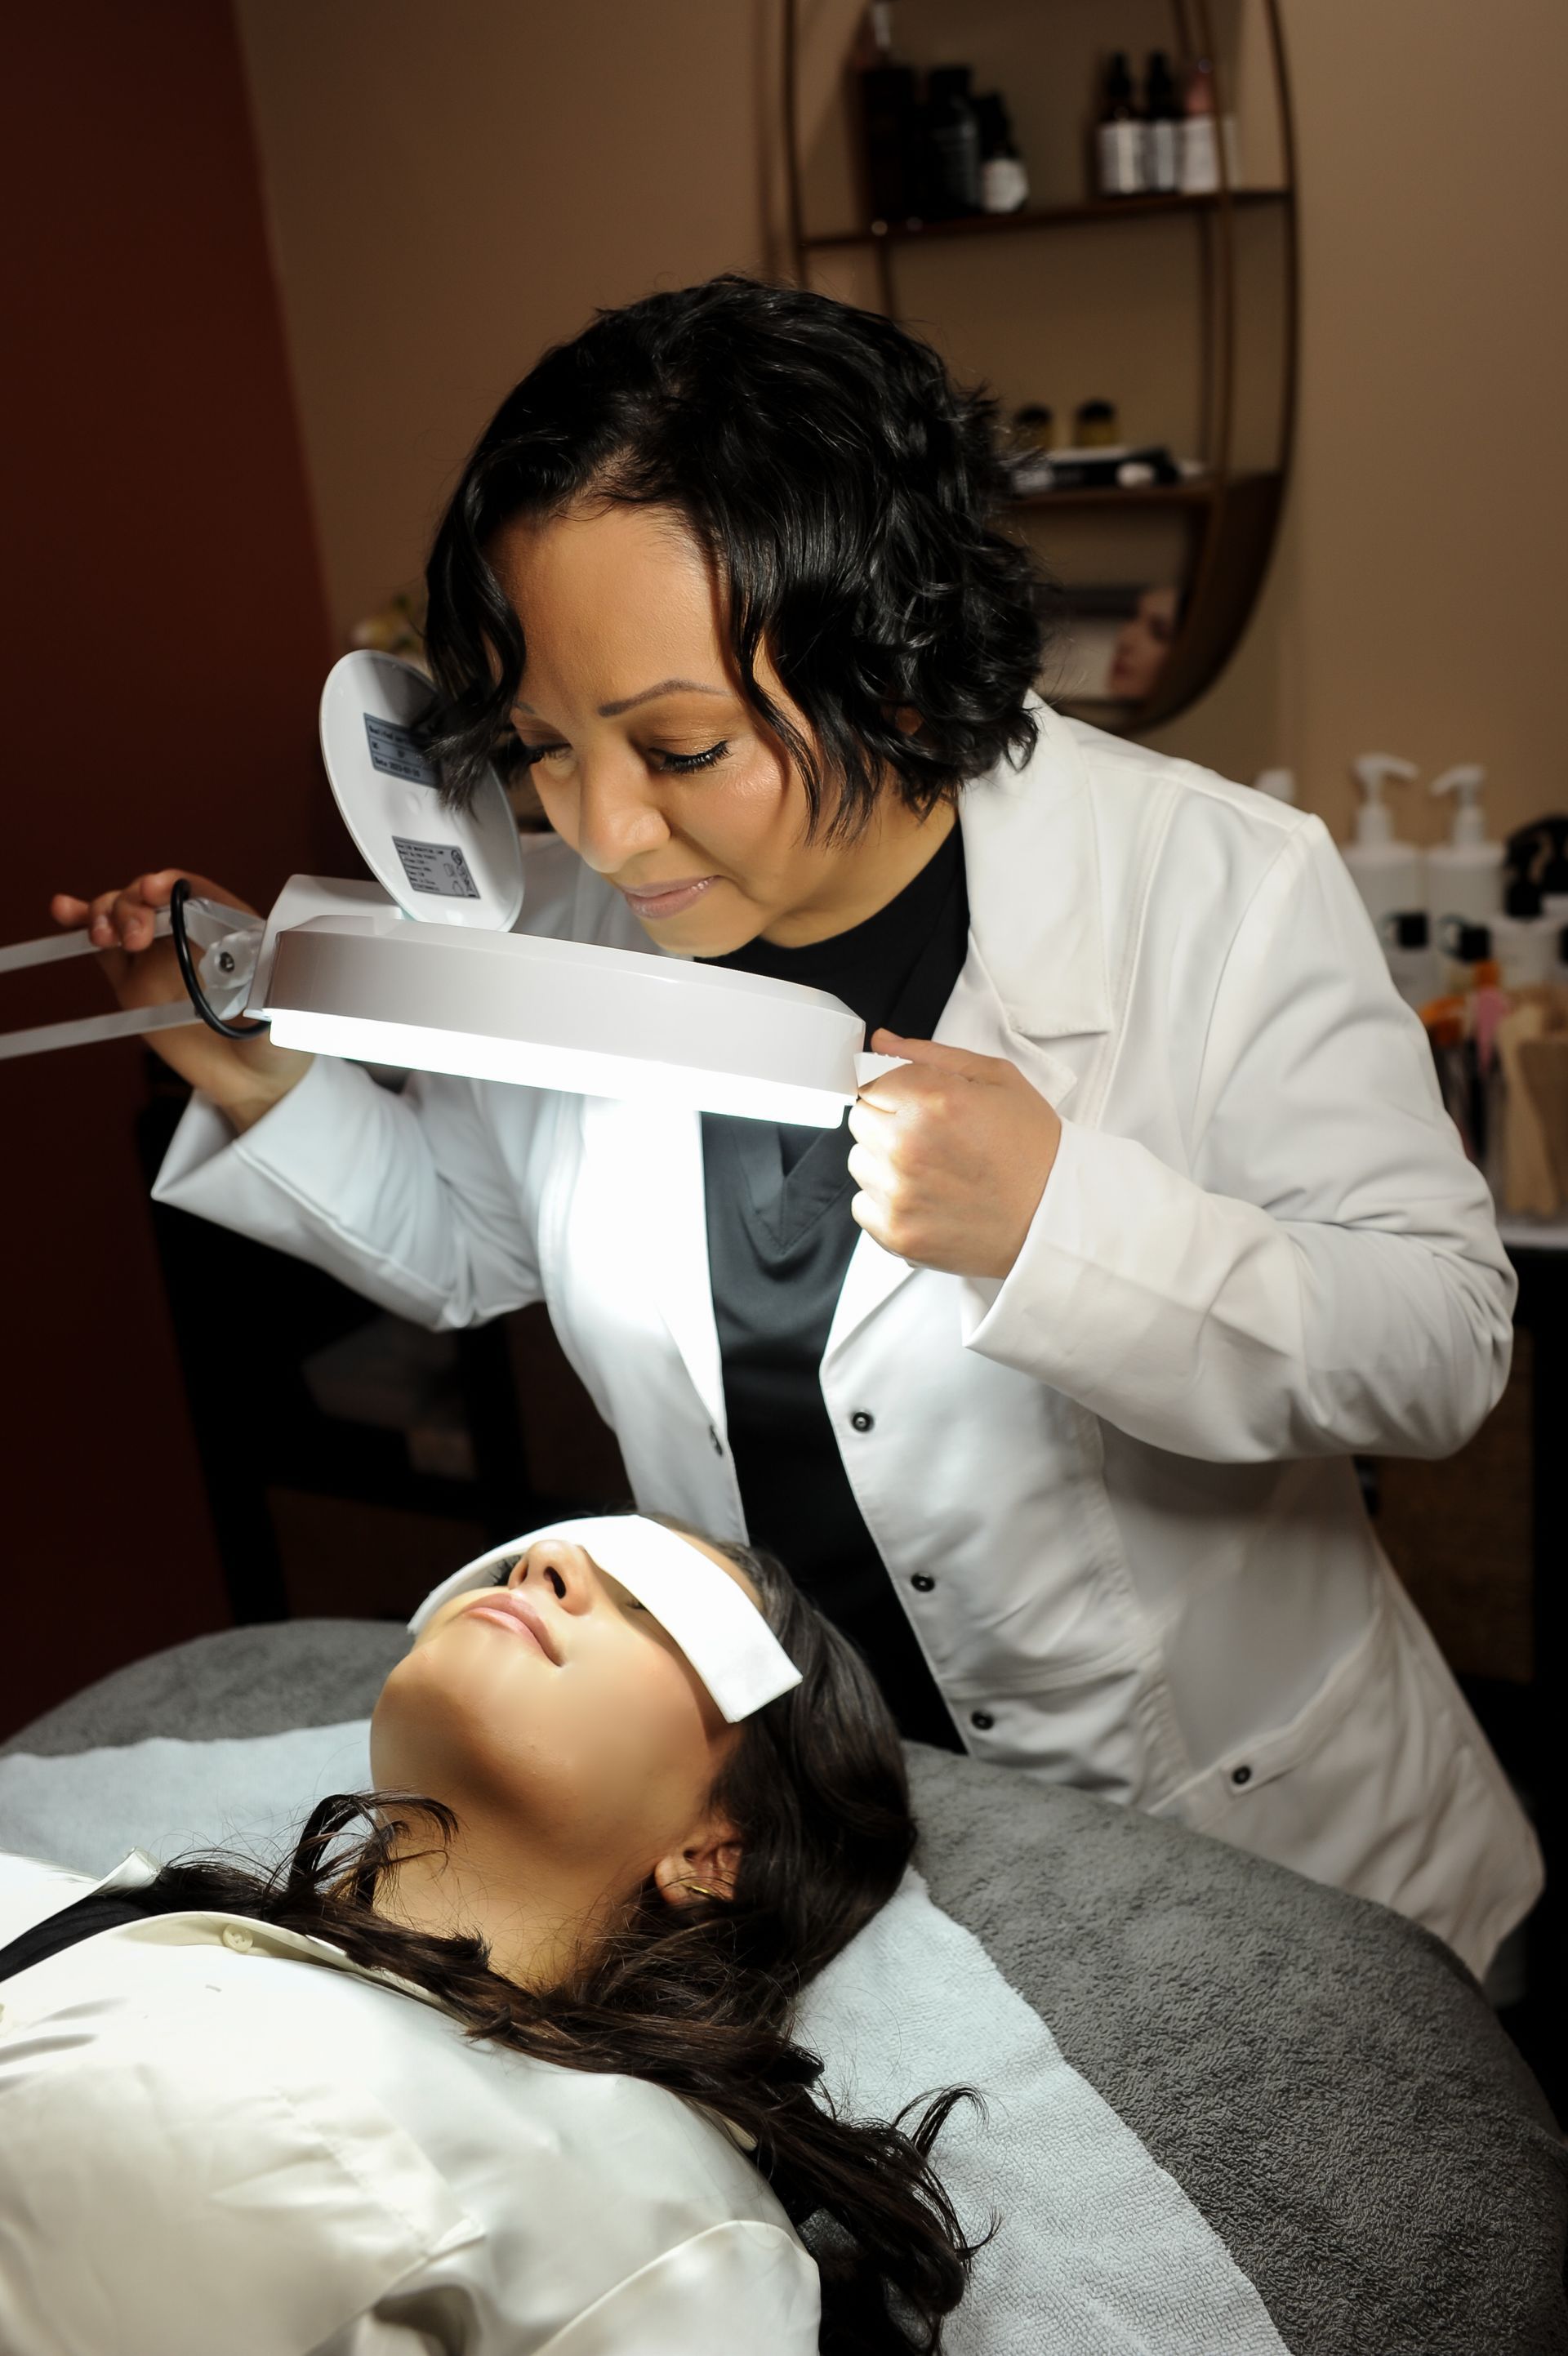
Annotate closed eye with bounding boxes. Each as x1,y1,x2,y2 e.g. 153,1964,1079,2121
650,742,728,775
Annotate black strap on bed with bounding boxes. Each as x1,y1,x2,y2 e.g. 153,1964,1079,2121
0,1886,236,1983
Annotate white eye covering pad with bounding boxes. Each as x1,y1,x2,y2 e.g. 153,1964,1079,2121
408,1514,803,1723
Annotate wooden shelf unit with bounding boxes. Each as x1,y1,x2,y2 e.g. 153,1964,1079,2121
782,1,1299,732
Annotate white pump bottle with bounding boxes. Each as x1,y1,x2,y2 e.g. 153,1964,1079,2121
1343,753,1423,928
1427,765,1503,931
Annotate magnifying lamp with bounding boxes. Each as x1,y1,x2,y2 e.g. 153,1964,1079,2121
2,652,901,1125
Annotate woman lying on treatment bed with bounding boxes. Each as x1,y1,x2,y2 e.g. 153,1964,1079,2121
0,1517,973,2355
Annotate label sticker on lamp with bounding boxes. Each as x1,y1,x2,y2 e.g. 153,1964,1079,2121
393,838,482,900
364,713,438,787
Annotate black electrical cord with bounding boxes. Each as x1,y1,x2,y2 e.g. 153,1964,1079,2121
167,878,269,1040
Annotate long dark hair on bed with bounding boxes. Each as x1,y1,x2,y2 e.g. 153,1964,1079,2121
145,1526,983,2352
421,272,1047,841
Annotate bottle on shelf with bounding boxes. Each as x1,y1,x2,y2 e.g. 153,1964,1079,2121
922,65,982,217
1494,824,1560,987
1428,765,1504,932
1142,51,1182,194
856,2,920,229
1436,916,1497,995
975,92,1030,215
1379,911,1440,1013
1514,816,1568,924
1343,751,1423,929
1179,56,1219,194
1095,51,1144,198
1074,397,1120,448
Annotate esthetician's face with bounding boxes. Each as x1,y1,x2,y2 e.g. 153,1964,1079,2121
370,1530,748,1879
489,501,942,954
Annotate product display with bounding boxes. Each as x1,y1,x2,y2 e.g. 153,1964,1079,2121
1095,51,1143,197
975,91,1029,213
1074,397,1120,447
1342,751,1423,929
1428,764,1504,931
1179,55,1221,194
922,65,982,216
1380,911,1440,1012
1142,51,1182,193
1012,441,1178,496
856,0,920,226
1509,816,1568,924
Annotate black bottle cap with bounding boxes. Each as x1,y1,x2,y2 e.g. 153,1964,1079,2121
1145,50,1178,107
1076,398,1116,424
1103,51,1135,105
1013,402,1054,426
1388,911,1429,950
1453,921,1492,962
1505,872,1544,919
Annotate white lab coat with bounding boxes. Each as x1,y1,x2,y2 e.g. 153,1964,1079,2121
0,1850,819,2354
155,705,1540,1977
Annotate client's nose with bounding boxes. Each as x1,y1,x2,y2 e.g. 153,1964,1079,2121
511,1542,590,1616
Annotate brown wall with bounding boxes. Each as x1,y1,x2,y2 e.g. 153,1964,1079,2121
2,4,337,1734
237,0,1568,852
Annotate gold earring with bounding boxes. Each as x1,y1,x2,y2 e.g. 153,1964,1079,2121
683,1878,721,1900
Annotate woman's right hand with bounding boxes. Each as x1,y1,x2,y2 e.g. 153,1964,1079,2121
50,869,313,1133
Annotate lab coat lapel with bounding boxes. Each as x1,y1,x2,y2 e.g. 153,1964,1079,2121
826,707,1112,1360
576,1093,727,1432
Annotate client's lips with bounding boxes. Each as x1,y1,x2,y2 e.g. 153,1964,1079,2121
464,1590,561,1663
617,875,718,921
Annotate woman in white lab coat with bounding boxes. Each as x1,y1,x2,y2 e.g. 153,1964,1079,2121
0,1517,972,2354
58,277,1537,1978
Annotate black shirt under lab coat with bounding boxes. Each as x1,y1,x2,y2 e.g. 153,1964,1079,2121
700,826,968,1749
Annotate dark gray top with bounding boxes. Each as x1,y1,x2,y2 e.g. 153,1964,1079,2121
700,826,969,1746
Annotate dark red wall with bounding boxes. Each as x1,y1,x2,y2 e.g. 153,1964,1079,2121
1,6,338,1732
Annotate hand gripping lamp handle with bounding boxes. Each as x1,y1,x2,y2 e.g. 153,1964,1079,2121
0,894,266,1063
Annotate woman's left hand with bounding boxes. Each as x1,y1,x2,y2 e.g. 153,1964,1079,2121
847,1029,1062,1279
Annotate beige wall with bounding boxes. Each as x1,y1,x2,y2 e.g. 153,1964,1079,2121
237,0,1568,848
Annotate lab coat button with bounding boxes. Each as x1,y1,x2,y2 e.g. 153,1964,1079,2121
911,1573,936,1592
969,1711,995,1731
1231,1764,1253,1787
220,1925,256,1952
850,1410,875,1433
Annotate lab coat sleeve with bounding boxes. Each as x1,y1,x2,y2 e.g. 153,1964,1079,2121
151,1050,544,1330
963,814,1515,1462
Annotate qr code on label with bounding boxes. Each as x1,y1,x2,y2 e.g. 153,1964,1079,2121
392,836,482,899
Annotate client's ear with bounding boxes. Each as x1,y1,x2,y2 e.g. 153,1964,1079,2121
653,1813,743,1908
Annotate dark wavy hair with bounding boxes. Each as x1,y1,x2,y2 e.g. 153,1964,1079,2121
422,274,1046,840
145,1525,983,2351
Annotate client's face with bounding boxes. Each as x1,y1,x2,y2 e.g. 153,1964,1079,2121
370,1530,747,1894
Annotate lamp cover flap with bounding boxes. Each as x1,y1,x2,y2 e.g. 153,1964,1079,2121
319,649,524,930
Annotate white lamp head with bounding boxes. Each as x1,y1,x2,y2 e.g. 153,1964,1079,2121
250,652,898,1126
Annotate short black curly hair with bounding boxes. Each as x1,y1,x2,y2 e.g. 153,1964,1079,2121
423,274,1048,840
